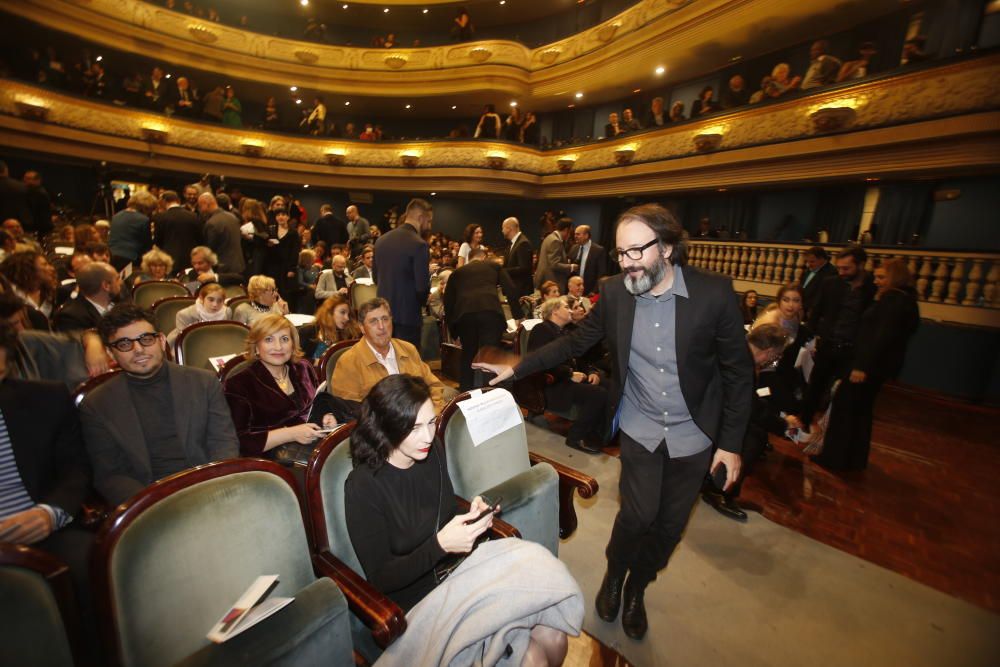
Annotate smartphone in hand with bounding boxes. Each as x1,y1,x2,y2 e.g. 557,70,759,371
465,496,502,524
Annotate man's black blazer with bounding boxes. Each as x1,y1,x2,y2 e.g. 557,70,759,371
313,213,349,247
800,261,837,317
807,273,876,342
373,223,430,328
443,260,524,336
51,296,102,333
572,242,610,295
514,266,753,453
0,378,90,516
154,205,204,271
504,234,534,297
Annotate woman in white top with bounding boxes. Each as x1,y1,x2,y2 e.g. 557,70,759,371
233,275,289,326
167,282,233,346
456,224,483,268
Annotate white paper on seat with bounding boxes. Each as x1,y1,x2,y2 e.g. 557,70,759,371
521,318,543,331
208,353,238,372
285,313,316,327
458,388,521,447
794,338,816,382
354,277,374,286
506,319,517,333
53,246,74,256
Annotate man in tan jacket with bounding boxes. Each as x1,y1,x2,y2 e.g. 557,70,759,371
331,297,447,410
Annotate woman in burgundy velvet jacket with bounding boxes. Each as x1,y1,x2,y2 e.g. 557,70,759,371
223,313,339,459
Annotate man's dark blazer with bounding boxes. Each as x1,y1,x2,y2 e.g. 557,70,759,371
0,378,89,516
571,241,610,295
0,176,31,229
25,184,53,236
313,213,349,247
514,266,753,453
373,223,430,328
443,260,524,336
153,205,203,271
51,296,102,333
203,209,245,275
806,273,876,342
503,233,534,297
79,362,239,505
800,261,837,317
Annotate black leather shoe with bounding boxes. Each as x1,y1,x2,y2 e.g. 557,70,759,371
702,490,748,523
566,437,603,454
621,579,648,640
595,570,625,622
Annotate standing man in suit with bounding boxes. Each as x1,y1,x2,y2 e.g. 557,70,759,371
80,303,239,505
346,204,371,260
571,224,609,295
501,217,534,298
198,193,245,275
373,198,432,348
313,204,349,248
52,262,121,333
153,190,203,271
444,248,524,391
476,204,752,640
534,217,578,294
799,246,836,318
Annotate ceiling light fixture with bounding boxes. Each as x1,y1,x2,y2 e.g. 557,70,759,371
300,0,309,6
165,73,172,79
451,105,457,110
290,86,298,92
499,1,506,4
405,104,411,109
655,65,665,75
383,7,389,12
96,55,103,62
568,104,575,108
295,99,302,105
303,184,309,188
574,92,583,99
342,3,348,8
430,192,437,196
344,101,350,106
423,8,429,13
633,88,641,93
510,101,517,107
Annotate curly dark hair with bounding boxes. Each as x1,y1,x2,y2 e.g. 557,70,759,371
350,374,432,471
96,303,156,345
616,203,689,266
0,251,55,303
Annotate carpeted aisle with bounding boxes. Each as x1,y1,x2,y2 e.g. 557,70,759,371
524,422,1000,667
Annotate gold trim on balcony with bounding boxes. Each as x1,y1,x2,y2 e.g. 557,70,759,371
140,126,169,143
241,141,265,157
14,99,49,121
325,149,347,165
810,106,859,133
693,133,723,152
614,145,637,165
486,151,509,169
400,151,421,168
384,54,408,69
557,156,577,173
187,24,218,43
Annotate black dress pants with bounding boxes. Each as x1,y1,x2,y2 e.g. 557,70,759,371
392,320,421,349
544,380,607,441
812,378,882,471
605,432,713,587
454,311,505,391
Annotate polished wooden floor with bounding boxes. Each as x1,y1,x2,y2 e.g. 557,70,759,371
739,384,1000,613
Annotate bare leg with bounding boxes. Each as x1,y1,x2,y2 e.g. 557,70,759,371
524,625,568,666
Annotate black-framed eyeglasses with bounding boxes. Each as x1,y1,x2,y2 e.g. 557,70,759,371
108,332,160,352
615,239,658,262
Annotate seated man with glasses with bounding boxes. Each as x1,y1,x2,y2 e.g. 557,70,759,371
80,303,239,505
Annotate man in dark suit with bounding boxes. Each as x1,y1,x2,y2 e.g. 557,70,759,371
313,203,349,248
373,198,432,348
799,245,837,318
80,304,239,505
351,245,375,282
0,160,31,230
533,217,577,294
52,262,121,333
23,170,53,237
444,248,524,391
153,190,203,271
501,216,533,297
476,204,753,640
571,224,609,295
197,192,245,275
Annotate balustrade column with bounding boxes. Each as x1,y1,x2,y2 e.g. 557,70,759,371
753,248,765,280
762,248,775,282
737,247,748,279
774,248,787,283
945,260,966,305
722,246,733,276
983,262,1000,308
962,259,985,306
915,256,934,301
929,259,950,302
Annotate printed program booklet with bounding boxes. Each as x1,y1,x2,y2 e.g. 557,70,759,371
207,575,293,643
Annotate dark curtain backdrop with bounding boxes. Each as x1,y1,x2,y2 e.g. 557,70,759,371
871,183,934,245
815,186,866,243
675,194,757,238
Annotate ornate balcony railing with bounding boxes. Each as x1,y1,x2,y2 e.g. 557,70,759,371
689,240,1000,327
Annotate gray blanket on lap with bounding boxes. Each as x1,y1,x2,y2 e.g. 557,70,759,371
375,538,584,667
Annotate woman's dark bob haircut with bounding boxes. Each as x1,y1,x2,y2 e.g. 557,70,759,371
351,374,432,470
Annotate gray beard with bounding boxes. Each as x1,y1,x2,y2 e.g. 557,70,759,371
623,257,667,295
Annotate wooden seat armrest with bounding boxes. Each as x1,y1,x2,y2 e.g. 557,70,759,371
455,495,521,539
312,551,407,649
528,451,600,538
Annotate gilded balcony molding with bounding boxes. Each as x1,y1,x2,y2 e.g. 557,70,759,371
5,0,755,98
1,59,997,199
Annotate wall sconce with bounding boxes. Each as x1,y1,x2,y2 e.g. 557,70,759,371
557,156,577,173
486,153,508,169
187,24,218,43
809,106,857,133
400,152,420,168
384,55,408,70
539,48,561,64
141,127,169,144
14,100,49,121
241,142,264,157
325,150,346,165
693,133,722,152
469,47,493,63
614,146,636,165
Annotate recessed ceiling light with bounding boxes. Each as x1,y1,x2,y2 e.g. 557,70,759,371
633,88,641,93
300,0,309,6
295,99,302,105
165,73,172,79
344,101,350,106
290,86,298,92
96,55,103,62
430,192,437,196
423,8,429,13
510,101,517,107
451,105,457,110
655,65,665,75
303,184,310,188
405,104,411,109
383,7,389,12
574,92,583,99
568,104,575,108
499,0,506,4
342,3,348,8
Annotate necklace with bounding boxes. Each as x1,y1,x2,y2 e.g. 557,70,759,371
251,301,271,313
270,364,291,392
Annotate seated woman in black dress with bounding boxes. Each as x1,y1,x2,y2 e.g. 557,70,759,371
345,374,583,667
223,313,339,460
529,297,607,454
